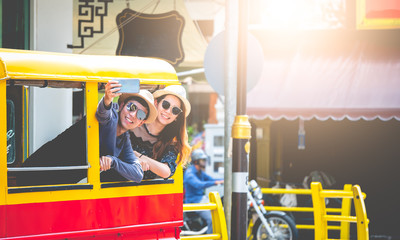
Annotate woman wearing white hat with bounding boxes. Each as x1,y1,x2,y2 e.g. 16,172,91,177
130,85,191,179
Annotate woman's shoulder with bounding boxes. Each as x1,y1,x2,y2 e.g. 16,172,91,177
130,125,158,144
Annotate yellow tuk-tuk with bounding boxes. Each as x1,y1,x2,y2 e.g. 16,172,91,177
0,48,184,239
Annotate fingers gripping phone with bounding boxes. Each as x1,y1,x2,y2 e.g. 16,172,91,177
115,79,140,93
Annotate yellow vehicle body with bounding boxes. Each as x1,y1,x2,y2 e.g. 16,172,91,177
0,48,184,239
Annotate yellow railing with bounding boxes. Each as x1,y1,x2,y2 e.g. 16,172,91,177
181,192,228,240
262,182,369,240
311,182,369,240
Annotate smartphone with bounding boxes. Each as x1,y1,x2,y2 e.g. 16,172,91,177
115,79,140,93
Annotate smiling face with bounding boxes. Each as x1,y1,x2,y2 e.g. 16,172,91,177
118,100,148,132
155,95,182,126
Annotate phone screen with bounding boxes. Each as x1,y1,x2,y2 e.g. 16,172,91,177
116,79,140,93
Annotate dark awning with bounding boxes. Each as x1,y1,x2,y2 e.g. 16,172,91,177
247,29,400,121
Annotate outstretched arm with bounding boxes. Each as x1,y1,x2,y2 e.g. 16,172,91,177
185,170,216,190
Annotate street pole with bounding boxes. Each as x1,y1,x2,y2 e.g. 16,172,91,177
231,0,251,239
224,0,238,238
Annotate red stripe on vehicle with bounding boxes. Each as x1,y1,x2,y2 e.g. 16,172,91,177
0,205,5,237
4,193,183,238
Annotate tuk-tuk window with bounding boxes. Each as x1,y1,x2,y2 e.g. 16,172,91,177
8,86,89,188
7,99,16,164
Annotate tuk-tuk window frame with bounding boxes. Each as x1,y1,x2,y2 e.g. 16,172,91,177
5,80,176,194
6,81,92,191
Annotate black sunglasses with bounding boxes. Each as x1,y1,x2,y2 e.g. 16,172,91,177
126,102,147,121
161,100,182,116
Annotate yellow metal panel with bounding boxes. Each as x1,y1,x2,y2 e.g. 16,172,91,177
261,184,368,238
262,188,312,195
324,215,357,223
183,203,217,211
22,87,29,161
7,180,181,205
209,192,228,240
353,185,369,240
182,192,227,240
0,57,7,79
340,184,352,239
311,182,327,240
86,82,100,189
295,224,341,230
320,190,353,198
0,48,180,84
180,234,221,240
7,165,183,205
0,80,7,205
174,160,183,189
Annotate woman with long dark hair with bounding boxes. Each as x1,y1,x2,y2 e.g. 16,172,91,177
130,85,191,179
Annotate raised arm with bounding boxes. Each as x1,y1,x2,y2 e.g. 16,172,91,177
96,81,122,122
103,80,121,107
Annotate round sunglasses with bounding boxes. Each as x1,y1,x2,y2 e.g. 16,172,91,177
126,102,147,121
161,100,182,115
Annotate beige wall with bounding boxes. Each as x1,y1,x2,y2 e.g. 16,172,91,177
250,119,272,188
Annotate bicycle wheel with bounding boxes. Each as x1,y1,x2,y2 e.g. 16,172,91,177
252,212,298,240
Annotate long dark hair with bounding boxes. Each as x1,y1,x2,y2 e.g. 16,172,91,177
152,95,190,165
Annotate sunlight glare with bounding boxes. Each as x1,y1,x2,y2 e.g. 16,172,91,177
260,0,326,30
258,0,345,30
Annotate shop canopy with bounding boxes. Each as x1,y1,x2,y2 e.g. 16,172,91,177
246,29,400,121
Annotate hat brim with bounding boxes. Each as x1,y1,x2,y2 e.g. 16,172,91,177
153,90,191,117
118,93,157,123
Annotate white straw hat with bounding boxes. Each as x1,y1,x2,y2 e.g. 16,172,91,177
118,90,157,123
153,85,191,117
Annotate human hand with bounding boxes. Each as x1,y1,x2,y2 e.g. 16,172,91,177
99,156,113,171
139,158,150,171
133,150,141,158
104,80,122,107
215,180,224,185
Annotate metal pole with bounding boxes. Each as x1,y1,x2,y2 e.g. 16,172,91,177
224,0,238,237
231,0,251,239
236,1,248,115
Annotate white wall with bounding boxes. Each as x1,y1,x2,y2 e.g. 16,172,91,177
29,0,73,153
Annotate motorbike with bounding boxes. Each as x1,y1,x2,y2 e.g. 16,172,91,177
181,180,298,240
247,179,298,240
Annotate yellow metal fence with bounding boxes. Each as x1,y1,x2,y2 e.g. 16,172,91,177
262,182,369,240
181,183,369,240
181,192,228,240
